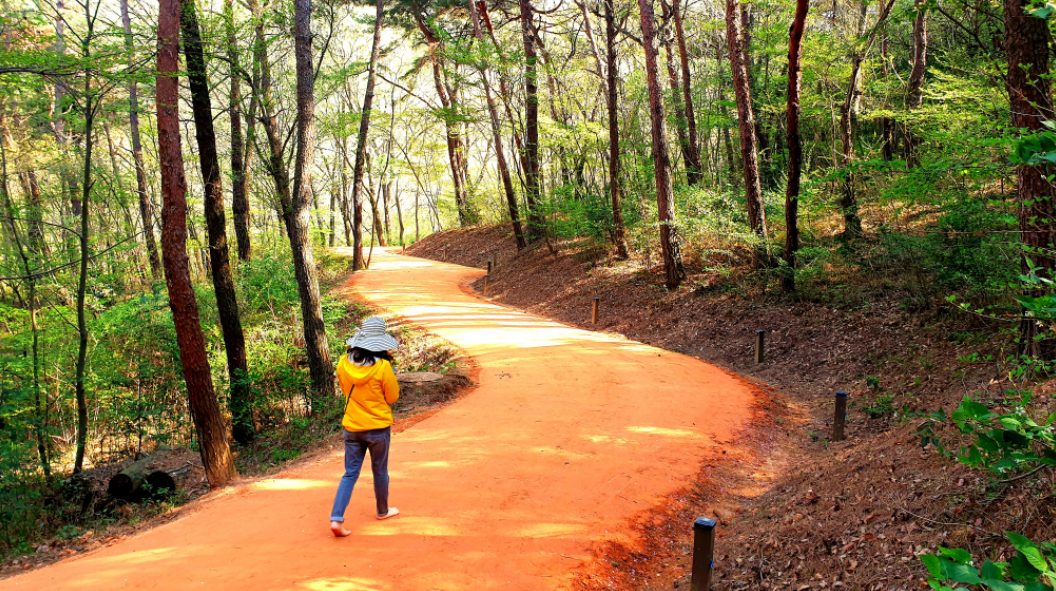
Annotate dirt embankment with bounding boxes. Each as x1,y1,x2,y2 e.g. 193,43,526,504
409,226,1056,591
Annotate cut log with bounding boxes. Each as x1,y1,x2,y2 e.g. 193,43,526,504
107,455,155,501
146,462,194,498
146,471,176,496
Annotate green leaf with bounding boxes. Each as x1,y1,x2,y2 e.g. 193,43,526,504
922,554,945,579
1008,532,1052,573
940,547,974,563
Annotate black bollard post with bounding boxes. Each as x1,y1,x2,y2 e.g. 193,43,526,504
487,260,492,274
691,517,717,591
833,391,848,442
755,330,765,363
592,297,600,324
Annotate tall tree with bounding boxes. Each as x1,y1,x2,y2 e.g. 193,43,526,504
520,0,545,241
904,0,928,167
838,0,895,237
637,0,685,288
783,0,809,292
156,0,238,487
659,0,694,186
181,0,253,445
120,0,161,279
468,0,525,250
351,0,385,269
225,0,252,261
604,0,629,259
725,0,767,243
413,13,475,227
1005,0,1056,356
291,0,335,400
671,0,701,185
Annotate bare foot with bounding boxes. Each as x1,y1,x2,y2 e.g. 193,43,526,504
330,521,351,537
376,507,400,520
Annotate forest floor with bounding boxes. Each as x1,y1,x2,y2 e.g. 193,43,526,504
0,247,760,590
407,225,1056,591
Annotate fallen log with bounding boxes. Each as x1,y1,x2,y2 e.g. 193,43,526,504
145,463,194,498
107,455,155,501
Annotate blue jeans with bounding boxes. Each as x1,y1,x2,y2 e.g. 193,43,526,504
330,427,391,521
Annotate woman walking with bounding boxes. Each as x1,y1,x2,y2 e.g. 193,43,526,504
330,316,401,537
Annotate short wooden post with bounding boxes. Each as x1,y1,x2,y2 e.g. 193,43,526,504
833,391,848,442
592,297,600,324
442,247,447,261
484,274,490,297
755,330,765,363
691,517,717,591
402,244,406,255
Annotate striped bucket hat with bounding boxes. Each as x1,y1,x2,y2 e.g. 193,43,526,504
345,316,400,352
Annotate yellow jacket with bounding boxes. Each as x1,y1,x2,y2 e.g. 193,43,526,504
336,355,400,431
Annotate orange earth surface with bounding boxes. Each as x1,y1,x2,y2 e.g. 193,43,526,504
2,249,755,590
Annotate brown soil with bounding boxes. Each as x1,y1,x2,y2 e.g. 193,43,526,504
409,225,1056,591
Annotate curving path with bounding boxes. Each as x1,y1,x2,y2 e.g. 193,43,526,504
2,248,755,591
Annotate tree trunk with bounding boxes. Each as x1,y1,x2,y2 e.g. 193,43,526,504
520,0,545,241
19,170,47,257
637,0,686,288
351,0,384,269
0,130,49,478
783,0,808,292
604,0,629,259
71,54,93,474
726,0,768,242
468,0,526,249
660,0,694,186
225,0,251,262
880,30,894,162
156,0,238,487
839,0,895,237
903,0,927,167
250,0,294,244
292,0,334,402
1006,0,1056,357
120,0,161,279
181,0,253,446
672,0,702,185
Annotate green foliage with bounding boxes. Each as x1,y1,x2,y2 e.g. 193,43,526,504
949,391,1056,478
920,532,1056,590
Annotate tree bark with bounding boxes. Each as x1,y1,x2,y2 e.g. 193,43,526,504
120,0,161,279
638,0,686,288
660,0,694,186
604,0,629,259
671,0,701,185
292,0,334,401
783,0,808,292
904,0,927,167
351,0,384,268
1005,0,1056,357
225,0,251,262
181,0,253,446
838,0,895,237
726,0,767,242
880,29,894,162
520,0,545,241
468,0,526,249
156,0,238,487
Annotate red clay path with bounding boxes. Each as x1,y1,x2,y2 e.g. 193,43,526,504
3,249,755,590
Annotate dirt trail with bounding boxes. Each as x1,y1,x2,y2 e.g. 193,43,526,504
3,249,755,590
